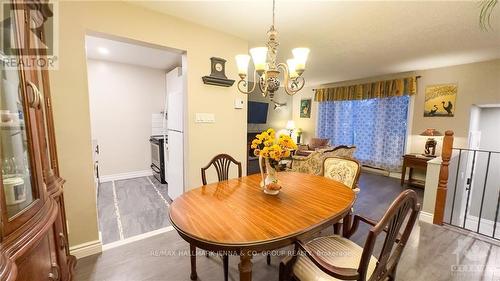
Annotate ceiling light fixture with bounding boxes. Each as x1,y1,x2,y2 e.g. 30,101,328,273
98,47,109,55
273,101,287,111
235,0,309,100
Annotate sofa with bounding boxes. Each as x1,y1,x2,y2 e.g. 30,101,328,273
295,138,331,156
290,145,356,175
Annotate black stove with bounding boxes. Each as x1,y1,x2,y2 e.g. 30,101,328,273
149,135,167,184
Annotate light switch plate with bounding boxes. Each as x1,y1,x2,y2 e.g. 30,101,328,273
234,98,244,109
195,113,215,123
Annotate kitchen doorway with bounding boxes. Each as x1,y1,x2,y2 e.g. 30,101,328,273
84,34,187,248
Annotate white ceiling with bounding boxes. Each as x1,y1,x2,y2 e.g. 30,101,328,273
132,0,500,85
85,35,182,70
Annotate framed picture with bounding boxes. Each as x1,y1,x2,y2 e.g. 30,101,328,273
300,99,311,118
424,84,457,117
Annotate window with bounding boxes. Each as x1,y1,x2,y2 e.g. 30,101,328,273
317,95,410,171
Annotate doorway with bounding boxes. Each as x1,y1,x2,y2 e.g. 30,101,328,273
84,34,187,247
445,105,500,240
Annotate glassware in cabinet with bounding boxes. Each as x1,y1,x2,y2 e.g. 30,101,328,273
0,59,37,219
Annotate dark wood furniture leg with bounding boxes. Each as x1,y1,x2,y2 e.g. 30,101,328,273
342,212,352,237
239,251,253,281
223,255,229,281
333,223,341,234
400,161,407,186
408,167,414,185
190,244,197,280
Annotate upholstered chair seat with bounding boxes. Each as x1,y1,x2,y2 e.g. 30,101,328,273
293,235,378,281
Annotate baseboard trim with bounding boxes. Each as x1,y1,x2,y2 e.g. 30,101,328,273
360,166,402,180
361,166,390,176
99,170,153,183
69,240,102,259
419,211,434,224
388,172,402,179
102,226,175,251
462,215,499,239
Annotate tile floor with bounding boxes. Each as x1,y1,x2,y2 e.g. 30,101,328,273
97,176,172,244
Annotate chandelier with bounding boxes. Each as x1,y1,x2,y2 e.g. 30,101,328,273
235,0,310,100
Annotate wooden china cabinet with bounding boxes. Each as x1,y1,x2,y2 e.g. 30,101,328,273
0,1,75,280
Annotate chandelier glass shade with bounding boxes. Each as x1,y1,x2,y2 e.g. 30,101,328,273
235,0,309,100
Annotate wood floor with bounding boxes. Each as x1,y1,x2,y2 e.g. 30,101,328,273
76,173,500,281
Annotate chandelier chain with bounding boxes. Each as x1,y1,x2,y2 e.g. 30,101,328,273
272,0,275,28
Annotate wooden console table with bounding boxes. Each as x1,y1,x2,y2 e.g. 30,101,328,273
401,154,435,188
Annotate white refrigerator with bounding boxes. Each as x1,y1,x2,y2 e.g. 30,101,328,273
165,67,185,200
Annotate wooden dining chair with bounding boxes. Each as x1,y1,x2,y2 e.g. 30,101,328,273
193,154,242,281
201,153,242,185
323,156,362,234
279,189,420,281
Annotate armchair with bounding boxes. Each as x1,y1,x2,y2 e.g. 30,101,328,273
290,146,356,175
295,138,331,156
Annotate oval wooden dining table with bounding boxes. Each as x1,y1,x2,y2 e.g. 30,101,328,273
169,172,356,281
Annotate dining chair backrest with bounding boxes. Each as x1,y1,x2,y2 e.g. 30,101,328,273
201,154,242,185
323,156,361,189
359,190,420,281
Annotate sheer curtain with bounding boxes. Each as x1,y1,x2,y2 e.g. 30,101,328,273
317,95,410,171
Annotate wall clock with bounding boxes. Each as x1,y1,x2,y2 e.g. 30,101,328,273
202,57,235,87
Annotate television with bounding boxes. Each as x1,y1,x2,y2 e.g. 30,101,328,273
248,101,269,124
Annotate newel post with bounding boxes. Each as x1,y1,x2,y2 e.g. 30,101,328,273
433,130,454,225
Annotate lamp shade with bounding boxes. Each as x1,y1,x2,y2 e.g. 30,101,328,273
249,47,268,73
286,120,296,130
286,59,299,79
292,47,310,70
235,54,250,76
419,128,443,136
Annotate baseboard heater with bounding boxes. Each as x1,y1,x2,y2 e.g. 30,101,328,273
361,165,390,177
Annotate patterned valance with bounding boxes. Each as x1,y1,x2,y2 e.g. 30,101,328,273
314,76,417,102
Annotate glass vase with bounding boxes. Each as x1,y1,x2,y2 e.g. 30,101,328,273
259,155,281,195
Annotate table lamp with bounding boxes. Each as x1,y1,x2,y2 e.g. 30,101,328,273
295,128,302,144
419,128,443,156
286,120,295,136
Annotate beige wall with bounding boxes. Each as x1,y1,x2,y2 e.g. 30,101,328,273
409,59,500,154
248,86,293,133
50,1,247,247
87,59,166,177
292,86,317,144
294,60,500,152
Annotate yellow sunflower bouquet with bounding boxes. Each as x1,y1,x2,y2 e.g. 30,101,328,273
251,128,298,169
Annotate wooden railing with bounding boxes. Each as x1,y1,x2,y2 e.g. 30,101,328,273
433,130,454,225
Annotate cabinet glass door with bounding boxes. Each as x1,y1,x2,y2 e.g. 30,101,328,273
0,58,36,219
